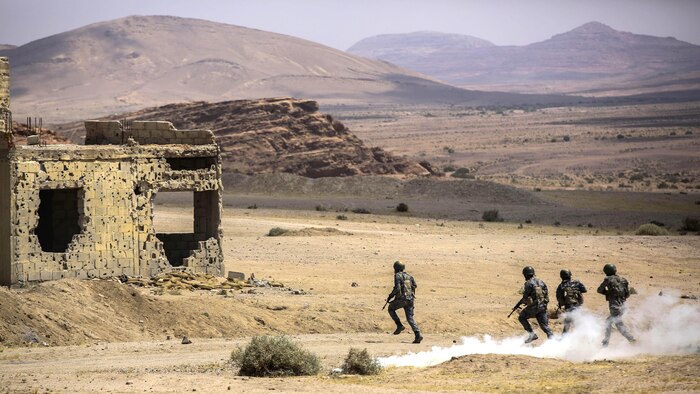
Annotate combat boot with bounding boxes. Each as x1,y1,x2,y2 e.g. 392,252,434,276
413,333,423,344
524,332,538,344
393,325,405,335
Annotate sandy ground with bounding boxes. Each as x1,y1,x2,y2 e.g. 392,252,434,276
332,102,700,192
1,206,699,393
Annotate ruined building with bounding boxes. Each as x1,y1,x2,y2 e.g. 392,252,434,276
0,57,224,286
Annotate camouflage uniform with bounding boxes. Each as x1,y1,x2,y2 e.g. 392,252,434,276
518,277,554,339
556,279,587,333
388,271,421,339
597,274,635,345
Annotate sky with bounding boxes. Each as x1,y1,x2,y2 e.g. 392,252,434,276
1,0,699,49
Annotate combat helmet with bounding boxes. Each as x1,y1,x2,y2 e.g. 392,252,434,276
393,261,405,272
522,266,535,279
603,264,617,276
560,269,572,280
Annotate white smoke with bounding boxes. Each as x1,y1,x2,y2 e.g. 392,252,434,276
378,292,700,367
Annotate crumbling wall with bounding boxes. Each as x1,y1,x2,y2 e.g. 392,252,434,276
2,128,224,285
0,57,10,284
0,57,8,111
85,121,215,145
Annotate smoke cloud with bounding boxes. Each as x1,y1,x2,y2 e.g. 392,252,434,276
378,292,700,368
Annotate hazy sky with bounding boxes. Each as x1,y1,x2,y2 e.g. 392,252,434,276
1,0,699,49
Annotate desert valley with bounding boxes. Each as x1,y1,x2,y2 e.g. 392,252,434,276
0,9,699,393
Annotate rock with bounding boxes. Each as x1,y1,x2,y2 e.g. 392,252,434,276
181,336,192,345
227,271,245,281
351,282,359,287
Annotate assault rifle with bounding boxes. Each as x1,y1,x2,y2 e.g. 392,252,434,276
508,302,522,318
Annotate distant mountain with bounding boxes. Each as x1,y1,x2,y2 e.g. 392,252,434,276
348,22,700,96
0,44,16,50
0,15,572,123
348,31,494,63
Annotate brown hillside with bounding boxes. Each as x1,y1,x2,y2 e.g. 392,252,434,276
0,15,573,123
56,98,431,178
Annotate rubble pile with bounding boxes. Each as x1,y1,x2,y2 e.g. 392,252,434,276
119,271,287,292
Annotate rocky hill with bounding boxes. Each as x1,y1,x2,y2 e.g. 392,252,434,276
0,44,16,50
0,15,570,123
56,98,432,178
348,22,700,96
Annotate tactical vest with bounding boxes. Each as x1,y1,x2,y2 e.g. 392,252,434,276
561,281,583,306
398,272,415,300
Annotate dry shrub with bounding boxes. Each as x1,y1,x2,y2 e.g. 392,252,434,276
681,217,700,232
635,223,669,236
341,348,381,375
482,209,503,222
396,203,409,212
268,227,289,236
231,336,320,377
451,168,474,179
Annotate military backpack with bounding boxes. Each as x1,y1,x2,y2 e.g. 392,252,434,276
606,276,628,301
561,281,583,306
527,280,548,306
399,272,415,300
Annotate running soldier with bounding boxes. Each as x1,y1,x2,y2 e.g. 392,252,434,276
556,269,587,334
386,261,423,344
512,266,554,343
597,263,636,346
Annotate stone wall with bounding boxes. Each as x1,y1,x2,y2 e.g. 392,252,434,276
85,121,215,145
1,134,224,286
0,57,8,111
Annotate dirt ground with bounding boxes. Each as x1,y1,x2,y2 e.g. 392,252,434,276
331,102,700,192
1,205,699,393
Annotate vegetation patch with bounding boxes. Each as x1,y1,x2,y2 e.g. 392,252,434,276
635,223,669,236
267,227,289,236
341,348,382,375
396,203,409,212
231,335,320,377
482,209,503,222
451,168,474,179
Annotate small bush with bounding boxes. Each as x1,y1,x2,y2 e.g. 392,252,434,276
482,209,503,222
341,348,381,375
635,223,669,236
231,336,320,377
563,135,570,142
396,203,409,212
451,168,474,179
681,217,700,232
336,214,347,220
268,227,289,236
617,134,625,140
351,208,371,214
247,204,258,209
443,165,456,172
657,182,670,189
315,205,327,212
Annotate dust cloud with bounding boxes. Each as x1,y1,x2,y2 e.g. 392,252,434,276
378,292,700,367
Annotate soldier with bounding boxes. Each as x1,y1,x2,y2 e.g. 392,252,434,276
597,264,636,346
512,266,553,343
556,269,587,334
386,261,423,344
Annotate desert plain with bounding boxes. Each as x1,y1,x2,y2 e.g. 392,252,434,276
1,183,699,393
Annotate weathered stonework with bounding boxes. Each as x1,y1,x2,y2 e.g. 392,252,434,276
0,58,224,286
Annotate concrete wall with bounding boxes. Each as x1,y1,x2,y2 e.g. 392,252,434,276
2,138,224,286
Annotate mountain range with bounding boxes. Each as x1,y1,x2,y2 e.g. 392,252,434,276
348,22,700,96
0,15,569,123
